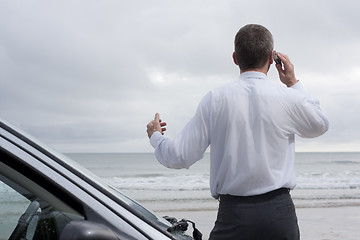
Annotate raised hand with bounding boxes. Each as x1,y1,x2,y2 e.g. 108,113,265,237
146,113,167,138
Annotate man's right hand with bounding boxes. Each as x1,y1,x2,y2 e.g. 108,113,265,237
146,113,167,139
275,52,298,87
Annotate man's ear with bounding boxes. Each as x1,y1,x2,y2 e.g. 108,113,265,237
270,50,274,64
232,52,238,65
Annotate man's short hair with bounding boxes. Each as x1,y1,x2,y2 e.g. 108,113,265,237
234,24,274,71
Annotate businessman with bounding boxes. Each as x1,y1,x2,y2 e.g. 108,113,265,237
147,24,329,239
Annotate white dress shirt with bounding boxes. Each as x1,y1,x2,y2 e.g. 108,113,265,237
150,71,329,199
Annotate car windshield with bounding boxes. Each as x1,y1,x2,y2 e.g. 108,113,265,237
61,153,172,225
0,119,172,232
58,153,172,229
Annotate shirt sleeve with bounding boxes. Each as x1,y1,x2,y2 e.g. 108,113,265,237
149,93,212,169
288,81,329,138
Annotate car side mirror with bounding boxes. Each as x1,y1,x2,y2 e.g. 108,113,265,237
59,220,119,240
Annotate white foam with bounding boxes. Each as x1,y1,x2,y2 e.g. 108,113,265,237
103,173,210,191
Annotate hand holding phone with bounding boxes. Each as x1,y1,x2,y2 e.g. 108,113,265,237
273,51,282,65
274,52,298,87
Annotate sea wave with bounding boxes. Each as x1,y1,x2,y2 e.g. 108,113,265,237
297,170,360,190
103,174,210,191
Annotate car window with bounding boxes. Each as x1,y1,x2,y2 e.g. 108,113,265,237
0,181,31,239
0,162,83,240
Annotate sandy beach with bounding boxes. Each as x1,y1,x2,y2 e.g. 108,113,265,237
156,206,360,240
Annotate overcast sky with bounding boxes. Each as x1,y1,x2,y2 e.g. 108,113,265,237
1,1,359,153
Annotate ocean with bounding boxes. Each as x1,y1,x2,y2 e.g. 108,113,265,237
67,152,360,212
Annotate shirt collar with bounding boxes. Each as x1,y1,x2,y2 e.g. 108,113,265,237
239,71,267,80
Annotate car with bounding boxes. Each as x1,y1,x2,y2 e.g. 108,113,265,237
0,118,202,240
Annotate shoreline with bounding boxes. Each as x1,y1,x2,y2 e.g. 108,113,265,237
155,206,360,240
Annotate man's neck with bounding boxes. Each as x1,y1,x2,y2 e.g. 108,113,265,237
240,64,270,75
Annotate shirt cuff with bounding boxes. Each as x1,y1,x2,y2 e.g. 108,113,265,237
150,131,163,148
290,81,306,94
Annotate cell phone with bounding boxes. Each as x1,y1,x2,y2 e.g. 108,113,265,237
273,51,282,65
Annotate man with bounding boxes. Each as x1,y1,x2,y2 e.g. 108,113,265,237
146,24,328,239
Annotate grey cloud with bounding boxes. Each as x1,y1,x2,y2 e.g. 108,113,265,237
1,1,359,152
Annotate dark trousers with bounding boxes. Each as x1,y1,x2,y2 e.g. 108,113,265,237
209,188,300,240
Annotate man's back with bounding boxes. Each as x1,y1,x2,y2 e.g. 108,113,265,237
209,71,305,198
